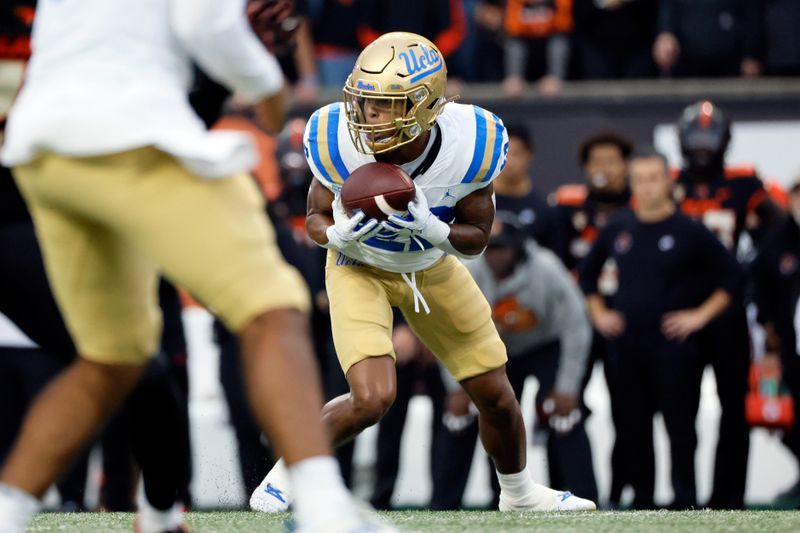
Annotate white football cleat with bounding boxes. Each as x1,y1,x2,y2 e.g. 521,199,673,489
499,484,596,512
250,459,292,513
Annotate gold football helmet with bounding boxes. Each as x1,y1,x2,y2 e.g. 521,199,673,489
343,32,450,155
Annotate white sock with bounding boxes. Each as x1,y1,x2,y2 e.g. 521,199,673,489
0,483,40,533
288,456,354,529
136,501,182,533
496,468,538,501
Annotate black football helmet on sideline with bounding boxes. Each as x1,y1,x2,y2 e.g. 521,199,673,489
677,100,731,175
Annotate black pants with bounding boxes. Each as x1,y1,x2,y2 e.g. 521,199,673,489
698,306,751,509
606,337,703,509
430,341,598,510
369,358,446,510
0,219,191,510
0,347,89,509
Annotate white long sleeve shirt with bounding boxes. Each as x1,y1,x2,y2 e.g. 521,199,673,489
1,0,284,178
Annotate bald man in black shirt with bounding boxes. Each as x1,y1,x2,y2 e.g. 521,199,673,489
579,149,742,509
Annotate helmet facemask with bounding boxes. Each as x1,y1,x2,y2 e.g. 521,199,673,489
344,81,445,155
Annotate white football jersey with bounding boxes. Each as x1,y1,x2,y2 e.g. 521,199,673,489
303,102,509,273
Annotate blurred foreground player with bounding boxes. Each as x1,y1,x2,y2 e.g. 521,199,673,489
675,101,783,509
0,1,393,532
251,31,595,514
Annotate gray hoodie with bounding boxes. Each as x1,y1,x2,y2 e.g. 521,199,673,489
463,240,591,395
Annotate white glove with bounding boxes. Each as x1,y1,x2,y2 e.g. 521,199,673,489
542,398,583,435
324,195,381,250
383,184,450,246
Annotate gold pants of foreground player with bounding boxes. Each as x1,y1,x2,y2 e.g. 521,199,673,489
2,147,330,500
14,147,309,363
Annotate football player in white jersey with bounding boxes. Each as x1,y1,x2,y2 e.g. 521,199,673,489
251,32,596,514
0,2,406,532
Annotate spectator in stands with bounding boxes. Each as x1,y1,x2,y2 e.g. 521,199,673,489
494,123,562,255
751,177,800,508
357,0,466,60
762,0,800,76
307,0,366,88
287,2,321,103
653,0,763,78
432,213,596,510
502,0,572,97
572,0,658,79
673,101,784,509
245,0,320,102
580,148,742,509
448,0,505,82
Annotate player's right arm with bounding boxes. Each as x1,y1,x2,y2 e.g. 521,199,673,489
306,178,379,249
306,178,335,246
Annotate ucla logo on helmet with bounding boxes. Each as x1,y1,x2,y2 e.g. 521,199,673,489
398,43,442,81
356,79,381,91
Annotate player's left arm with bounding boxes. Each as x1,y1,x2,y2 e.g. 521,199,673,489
445,183,495,257
386,182,495,258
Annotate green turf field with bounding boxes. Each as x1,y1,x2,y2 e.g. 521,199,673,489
25,510,800,532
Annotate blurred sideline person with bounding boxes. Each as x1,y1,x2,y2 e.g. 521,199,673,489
431,212,597,510
494,123,562,255
251,32,595,514
751,178,800,508
580,149,742,509
552,130,634,272
551,129,633,506
0,2,392,533
674,101,783,509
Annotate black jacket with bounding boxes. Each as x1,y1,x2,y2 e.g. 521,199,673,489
658,0,763,76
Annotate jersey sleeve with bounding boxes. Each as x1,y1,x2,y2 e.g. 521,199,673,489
458,106,509,188
303,103,351,193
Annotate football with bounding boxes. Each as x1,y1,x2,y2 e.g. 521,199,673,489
341,162,416,221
